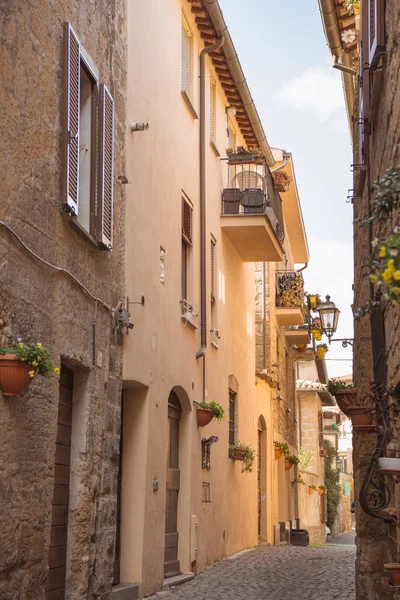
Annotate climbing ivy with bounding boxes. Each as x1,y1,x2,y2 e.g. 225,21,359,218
323,439,342,532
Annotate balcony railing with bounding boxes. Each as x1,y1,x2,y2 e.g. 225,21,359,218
221,187,285,245
276,271,305,310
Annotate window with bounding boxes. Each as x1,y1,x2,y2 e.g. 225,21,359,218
181,15,192,97
209,73,216,144
181,196,193,301
229,390,236,447
201,440,211,470
62,22,114,250
210,236,216,304
367,0,385,68
202,482,211,503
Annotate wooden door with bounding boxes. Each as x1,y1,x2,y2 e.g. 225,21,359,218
164,392,181,578
113,392,124,585
48,366,73,599
257,427,262,538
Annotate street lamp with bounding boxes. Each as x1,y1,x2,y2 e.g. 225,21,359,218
317,295,354,347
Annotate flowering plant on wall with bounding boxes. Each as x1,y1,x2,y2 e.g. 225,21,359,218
369,228,400,306
341,29,356,44
344,0,360,16
276,272,305,311
0,340,57,377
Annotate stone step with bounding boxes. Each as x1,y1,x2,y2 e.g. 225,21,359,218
111,583,140,600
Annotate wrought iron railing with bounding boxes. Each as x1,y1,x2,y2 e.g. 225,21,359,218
221,188,285,245
276,271,305,310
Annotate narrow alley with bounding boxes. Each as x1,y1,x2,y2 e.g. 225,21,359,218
148,538,356,600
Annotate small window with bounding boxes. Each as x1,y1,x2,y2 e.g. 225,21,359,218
202,482,211,503
181,15,192,97
209,73,216,144
210,236,216,304
201,440,211,470
181,197,193,302
229,390,236,447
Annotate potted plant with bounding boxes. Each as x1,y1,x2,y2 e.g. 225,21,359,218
310,325,322,341
274,440,289,460
285,454,299,471
295,344,308,353
384,536,400,586
347,405,375,432
196,400,225,427
319,448,327,457
318,485,327,495
229,441,255,473
308,484,318,495
307,294,321,311
378,457,400,476
273,171,291,192
297,476,306,489
226,145,255,164
326,379,356,416
368,228,400,308
0,341,58,397
316,343,328,359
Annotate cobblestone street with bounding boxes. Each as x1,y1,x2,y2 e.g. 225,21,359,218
149,543,356,600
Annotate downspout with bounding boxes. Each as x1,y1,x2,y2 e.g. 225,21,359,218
270,153,289,173
196,35,224,392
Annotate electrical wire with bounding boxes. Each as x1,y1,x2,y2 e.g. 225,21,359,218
0,220,120,315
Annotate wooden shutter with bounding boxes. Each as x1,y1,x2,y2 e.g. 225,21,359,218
181,17,191,94
97,84,114,250
229,391,236,447
368,0,385,68
182,198,192,245
210,236,216,303
62,22,80,215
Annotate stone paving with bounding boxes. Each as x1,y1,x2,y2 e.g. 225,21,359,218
148,543,356,600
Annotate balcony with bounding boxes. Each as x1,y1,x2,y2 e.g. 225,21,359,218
221,185,285,262
283,326,310,346
275,271,305,326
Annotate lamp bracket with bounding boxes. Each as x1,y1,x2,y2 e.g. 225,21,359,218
329,338,354,348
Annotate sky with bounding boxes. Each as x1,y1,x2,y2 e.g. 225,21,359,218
219,0,354,378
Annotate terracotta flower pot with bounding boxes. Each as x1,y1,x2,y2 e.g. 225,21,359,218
284,460,293,471
384,563,400,586
231,448,246,461
347,405,375,432
316,348,326,359
320,449,327,457
197,408,215,427
308,487,314,495
334,389,356,416
318,489,324,496
0,354,32,397
297,482,303,490
275,447,283,460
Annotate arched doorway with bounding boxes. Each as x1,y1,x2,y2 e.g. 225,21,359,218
257,416,267,540
164,391,182,578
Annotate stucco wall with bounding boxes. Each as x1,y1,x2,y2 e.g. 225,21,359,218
0,2,126,599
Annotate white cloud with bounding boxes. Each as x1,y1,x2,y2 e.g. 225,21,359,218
275,67,346,122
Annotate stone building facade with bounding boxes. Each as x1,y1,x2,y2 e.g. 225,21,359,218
319,0,400,598
0,2,126,599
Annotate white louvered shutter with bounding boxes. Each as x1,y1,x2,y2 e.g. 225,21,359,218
210,237,216,304
368,0,385,68
62,22,80,215
97,84,114,250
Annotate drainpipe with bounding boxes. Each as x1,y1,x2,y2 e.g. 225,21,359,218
270,153,289,173
196,35,224,391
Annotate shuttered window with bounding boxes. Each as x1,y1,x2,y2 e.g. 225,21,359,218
181,196,193,301
97,84,114,250
181,16,192,96
210,236,216,304
62,22,114,250
229,391,236,447
368,0,385,68
182,197,193,245
209,73,216,144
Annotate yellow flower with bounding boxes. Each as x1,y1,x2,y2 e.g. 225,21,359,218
382,269,393,283
28,370,35,378
387,259,395,271
369,274,378,284
32,361,38,367
379,246,387,257
394,271,400,280
392,287,400,295
54,367,60,375
37,343,42,349
18,342,23,348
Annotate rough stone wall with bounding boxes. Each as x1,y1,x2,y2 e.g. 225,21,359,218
331,473,352,537
299,393,321,473
352,2,400,598
0,2,126,599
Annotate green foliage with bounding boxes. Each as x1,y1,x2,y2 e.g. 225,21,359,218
274,441,290,456
298,446,313,470
0,341,56,377
323,439,342,531
229,441,256,473
286,454,299,465
198,400,225,422
309,484,318,491
298,475,306,485
318,485,327,492
326,379,353,396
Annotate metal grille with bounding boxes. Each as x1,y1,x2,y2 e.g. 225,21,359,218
182,198,193,245
202,482,211,503
64,23,80,213
201,441,211,470
210,237,216,303
98,84,114,249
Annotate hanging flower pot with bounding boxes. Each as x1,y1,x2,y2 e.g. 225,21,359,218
319,449,327,458
334,388,356,416
284,459,293,471
275,447,283,460
378,458,400,476
197,408,214,427
347,406,375,432
318,486,327,495
384,563,400,587
308,486,315,495
0,354,32,396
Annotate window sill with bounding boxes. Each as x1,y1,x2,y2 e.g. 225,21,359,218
181,314,198,330
64,213,100,249
210,141,220,157
181,91,198,119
